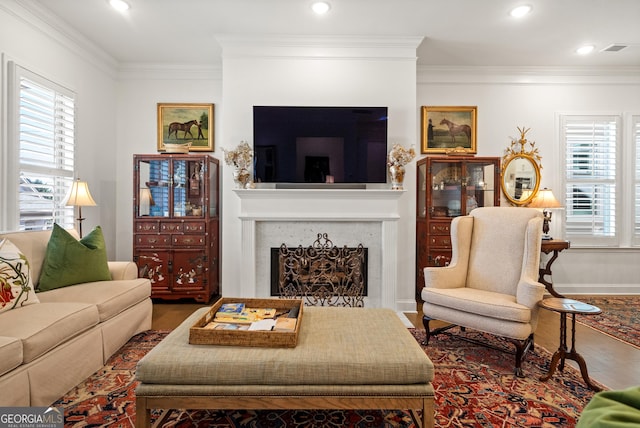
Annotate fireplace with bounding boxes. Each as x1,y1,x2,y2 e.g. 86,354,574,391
269,233,368,306
234,188,404,309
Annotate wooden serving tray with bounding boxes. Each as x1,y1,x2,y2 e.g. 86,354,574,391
189,297,303,348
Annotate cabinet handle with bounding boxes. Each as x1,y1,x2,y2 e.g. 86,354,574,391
168,260,173,274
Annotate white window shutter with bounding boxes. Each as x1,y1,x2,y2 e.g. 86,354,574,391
634,116,640,244
562,115,619,246
13,64,76,231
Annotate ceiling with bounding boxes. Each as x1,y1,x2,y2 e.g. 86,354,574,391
22,0,640,68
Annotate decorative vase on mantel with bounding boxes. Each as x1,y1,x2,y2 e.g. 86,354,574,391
223,141,254,189
386,143,415,191
389,165,406,190
233,169,252,189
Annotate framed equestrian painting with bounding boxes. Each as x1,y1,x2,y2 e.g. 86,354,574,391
157,103,215,152
421,106,477,154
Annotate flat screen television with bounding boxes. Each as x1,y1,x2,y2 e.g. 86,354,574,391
253,106,388,185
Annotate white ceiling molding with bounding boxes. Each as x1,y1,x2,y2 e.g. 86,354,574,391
4,0,118,77
215,35,424,61
117,63,223,81
417,65,640,85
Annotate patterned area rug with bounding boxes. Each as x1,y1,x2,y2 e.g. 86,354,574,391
575,296,640,349
55,329,605,427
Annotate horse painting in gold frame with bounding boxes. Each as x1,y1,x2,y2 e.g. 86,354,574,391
421,106,477,154
157,103,215,152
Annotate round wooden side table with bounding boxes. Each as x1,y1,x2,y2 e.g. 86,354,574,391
538,297,602,391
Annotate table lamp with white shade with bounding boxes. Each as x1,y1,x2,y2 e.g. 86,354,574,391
528,188,562,240
63,178,97,238
139,188,155,216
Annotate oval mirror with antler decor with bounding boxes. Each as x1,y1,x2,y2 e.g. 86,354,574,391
501,127,543,206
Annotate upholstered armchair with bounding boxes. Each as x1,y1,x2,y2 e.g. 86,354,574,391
421,206,544,377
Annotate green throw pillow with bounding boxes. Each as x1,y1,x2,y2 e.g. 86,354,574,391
576,386,640,427
37,224,111,292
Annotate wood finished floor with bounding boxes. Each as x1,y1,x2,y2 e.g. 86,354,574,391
151,295,640,391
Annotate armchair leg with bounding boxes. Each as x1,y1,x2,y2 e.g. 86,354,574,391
422,315,458,346
422,315,433,345
511,334,535,378
422,316,536,378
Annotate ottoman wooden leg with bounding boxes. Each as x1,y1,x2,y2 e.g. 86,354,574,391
424,397,435,428
135,396,150,428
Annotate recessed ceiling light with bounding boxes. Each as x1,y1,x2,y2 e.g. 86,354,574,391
576,44,595,55
109,0,130,12
510,5,532,18
311,1,331,15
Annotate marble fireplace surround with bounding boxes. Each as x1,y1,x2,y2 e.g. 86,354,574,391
234,188,404,309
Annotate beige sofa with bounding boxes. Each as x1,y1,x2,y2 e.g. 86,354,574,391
0,229,152,406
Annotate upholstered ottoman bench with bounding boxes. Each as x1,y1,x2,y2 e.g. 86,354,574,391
135,306,435,428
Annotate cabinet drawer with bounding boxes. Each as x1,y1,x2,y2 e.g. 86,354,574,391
429,222,451,235
136,222,160,233
430,235,452,247
161,222,184,233
183,222,206,233
173,235,206,246
135,234,171,246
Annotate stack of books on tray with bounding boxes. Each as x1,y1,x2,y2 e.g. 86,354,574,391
204,302,298,332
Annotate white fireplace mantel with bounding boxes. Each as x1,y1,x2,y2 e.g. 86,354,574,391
234,188,406,309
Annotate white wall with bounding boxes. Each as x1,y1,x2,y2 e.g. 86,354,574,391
0,2,119,256
417,67,640,294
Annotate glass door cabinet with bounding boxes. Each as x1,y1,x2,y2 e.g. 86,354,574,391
416,156,500,301
133,154,220,302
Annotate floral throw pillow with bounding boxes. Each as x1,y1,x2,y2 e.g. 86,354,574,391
0,238,39,312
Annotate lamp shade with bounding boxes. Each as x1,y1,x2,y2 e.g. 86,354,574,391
139,188,155,206
528,188,561,209
64,179,97,207
138,188,155,216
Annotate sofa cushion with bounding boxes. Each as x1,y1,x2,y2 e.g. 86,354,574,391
38,224,111,292
0,336,23,376
37,278,151,322
0,239,40,313
0,302,99,363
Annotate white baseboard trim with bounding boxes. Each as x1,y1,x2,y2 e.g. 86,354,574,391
396,299,420,313
550,283,640,295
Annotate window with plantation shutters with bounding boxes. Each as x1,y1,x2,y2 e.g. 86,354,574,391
634,116,640,244
11,63,76,231
561,115,619,246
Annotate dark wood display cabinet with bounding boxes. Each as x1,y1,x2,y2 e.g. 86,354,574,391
416,156,500,301
133,154,220,303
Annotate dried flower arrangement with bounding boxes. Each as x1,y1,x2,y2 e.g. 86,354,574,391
223,141,254,188
387,144,416,167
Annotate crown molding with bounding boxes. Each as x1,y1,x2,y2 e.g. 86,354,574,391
216,35,424,61
417,65,640,85
3,0,118,77
117,63,222,81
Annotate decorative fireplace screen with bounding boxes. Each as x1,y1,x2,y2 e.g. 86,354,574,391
274,233,367,307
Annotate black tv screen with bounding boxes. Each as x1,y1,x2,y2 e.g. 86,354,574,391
253,106,388,184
